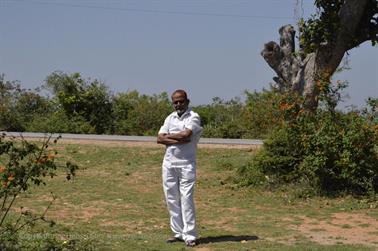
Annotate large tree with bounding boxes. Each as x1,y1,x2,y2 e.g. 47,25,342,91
261,0,378,110
44,71,113,134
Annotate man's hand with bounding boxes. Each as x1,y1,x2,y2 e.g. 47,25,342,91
157,129,192,145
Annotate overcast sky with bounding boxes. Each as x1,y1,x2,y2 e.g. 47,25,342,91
1,0,377,108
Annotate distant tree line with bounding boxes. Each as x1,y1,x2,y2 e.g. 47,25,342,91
0,71,283,138
1,71,378,195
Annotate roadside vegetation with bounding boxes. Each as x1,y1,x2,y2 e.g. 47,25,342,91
1,72,376,141
1,70,377,197
0,72,282,139
237,81,378,197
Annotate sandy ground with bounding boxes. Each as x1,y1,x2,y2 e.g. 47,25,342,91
288,212,378,247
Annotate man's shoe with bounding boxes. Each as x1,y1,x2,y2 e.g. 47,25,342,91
185,240,196,247
166,237,184,243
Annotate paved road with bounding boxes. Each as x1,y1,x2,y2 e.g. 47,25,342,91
2,132,263,145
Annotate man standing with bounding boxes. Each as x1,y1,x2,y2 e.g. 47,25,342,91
157,90,202,247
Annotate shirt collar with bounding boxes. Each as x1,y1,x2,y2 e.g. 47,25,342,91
173,108,191,119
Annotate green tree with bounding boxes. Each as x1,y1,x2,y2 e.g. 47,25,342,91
243,89,282,138
0,75,24,131
44,71,113,134
113,91,171,135
196,97,246,138
0,75,52,132
16,91,53,129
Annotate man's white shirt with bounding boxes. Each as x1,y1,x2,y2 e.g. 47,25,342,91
159,109,202,168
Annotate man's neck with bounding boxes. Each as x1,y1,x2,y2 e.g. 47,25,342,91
177,108,188,117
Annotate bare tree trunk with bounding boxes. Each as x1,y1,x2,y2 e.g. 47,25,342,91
261,0,371,110
261,24,317,109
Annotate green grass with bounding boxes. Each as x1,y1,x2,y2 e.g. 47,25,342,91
7,142,378,250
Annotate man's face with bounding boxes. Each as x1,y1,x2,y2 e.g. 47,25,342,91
172,92,189,115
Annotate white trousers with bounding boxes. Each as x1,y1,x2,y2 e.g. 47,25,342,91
162,163,197,241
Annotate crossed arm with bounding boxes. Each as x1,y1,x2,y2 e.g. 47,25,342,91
157,129,193,145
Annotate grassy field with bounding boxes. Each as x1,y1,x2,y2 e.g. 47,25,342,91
11,140,378,250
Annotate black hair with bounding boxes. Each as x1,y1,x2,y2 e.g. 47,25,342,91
171,89,188,100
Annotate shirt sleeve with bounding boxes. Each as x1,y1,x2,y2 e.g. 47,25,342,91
185,114,203,135
158,115,170,134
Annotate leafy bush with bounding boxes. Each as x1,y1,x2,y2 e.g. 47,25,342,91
361,97,378,126
112,91,171,136
242,89,282,138
0,75,52,132
26,110,96,134
0,133,79,249
44,71,113,134
195,90,282,139
197,97,248,138
238,102,378,196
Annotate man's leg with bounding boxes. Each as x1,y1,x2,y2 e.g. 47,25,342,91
179,164,197,242
162,166,184,239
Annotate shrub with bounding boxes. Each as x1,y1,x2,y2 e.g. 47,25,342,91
44,71,114,134
237,78,378,196
239,108,378,196
112,91,171,136
0,133,79,249
242,89,283,139
26,110,96,134
0,75,51,132
197,97,248,138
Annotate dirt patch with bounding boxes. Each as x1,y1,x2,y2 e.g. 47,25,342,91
289,212,378,247
45,204,106,222
43,201,137,223
194,247,212,251
99,220,134,227
201,216,241,232
226,207,248,213
126,171,161,193
99,219,167,231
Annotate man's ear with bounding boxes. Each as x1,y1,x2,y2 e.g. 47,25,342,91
187,99,190,105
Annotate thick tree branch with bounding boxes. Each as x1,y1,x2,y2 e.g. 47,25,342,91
261,25,302,92
316,0,370,75
261,41,283,78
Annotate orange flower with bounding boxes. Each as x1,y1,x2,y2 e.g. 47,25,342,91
7,176,14,181
36,158,47,164
0,167,5,173
279,103,288,110
47,153,55,160
373,124,378,134
280,102,295,111
287,103,295,109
